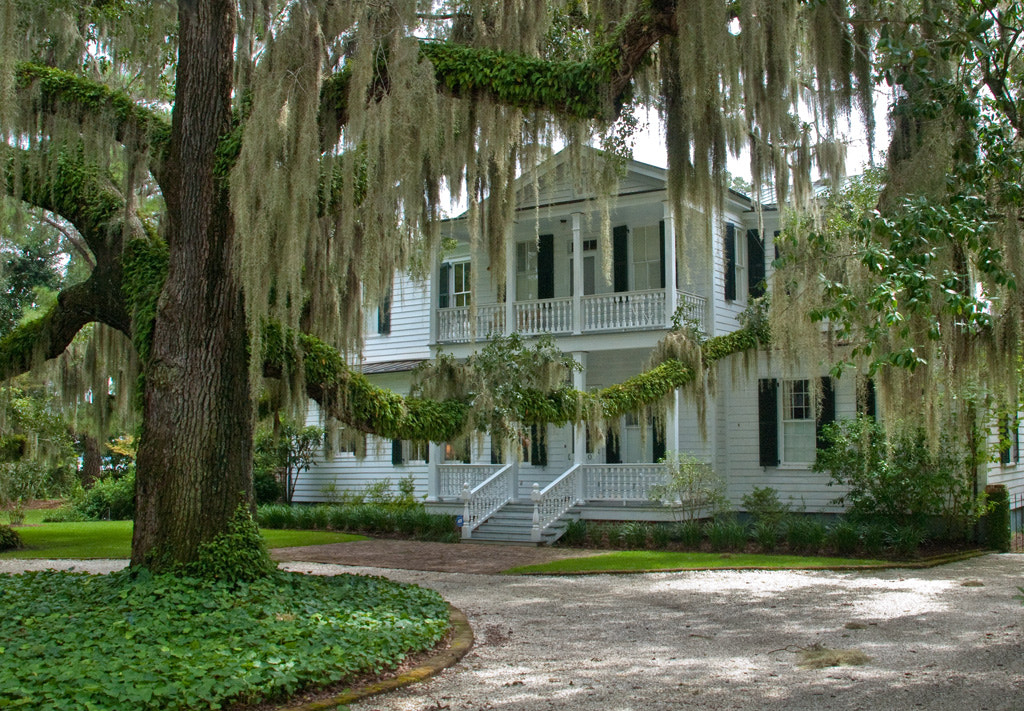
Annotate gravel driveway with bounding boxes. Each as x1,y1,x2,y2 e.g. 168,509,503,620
5,553,1022,710
280,554,1024,711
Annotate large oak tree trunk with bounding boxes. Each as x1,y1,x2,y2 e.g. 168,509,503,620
131,0,255,569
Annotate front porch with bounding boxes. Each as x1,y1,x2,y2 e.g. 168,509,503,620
428,461,674,543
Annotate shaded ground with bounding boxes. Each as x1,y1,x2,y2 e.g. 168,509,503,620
270,539,607,574
278,552,1024,711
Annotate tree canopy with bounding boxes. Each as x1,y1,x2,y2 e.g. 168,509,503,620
1,0,1021,572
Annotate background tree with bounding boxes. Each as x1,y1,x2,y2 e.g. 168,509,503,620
0,0,901,572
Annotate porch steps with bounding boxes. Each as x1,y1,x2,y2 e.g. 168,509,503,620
465,503,581,545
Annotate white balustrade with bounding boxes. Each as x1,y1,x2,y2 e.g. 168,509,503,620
514,298,573,336
582,463,667,503
530,464,583,542
461,463,514,538
675,290,707,333
437,305,504,343
438,464,496,500
582,290,665,331
436,307,471,343
437,289,706,341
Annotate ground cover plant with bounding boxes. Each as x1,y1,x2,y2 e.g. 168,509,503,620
0,569,449,710
0,512,363,559
506,551,890,575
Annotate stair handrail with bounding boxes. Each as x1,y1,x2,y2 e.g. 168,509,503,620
530,463,583,542
461,462,514,539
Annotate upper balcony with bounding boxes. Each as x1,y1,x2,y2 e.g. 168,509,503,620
435,288,706,344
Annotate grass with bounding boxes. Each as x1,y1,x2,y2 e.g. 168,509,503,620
1,515,365,559
505,550,891,574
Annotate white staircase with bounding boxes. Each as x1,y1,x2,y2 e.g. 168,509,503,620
464,502,581,545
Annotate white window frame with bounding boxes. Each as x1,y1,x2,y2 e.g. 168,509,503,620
780,378,815,465
450,260,471,307
631,224,662,292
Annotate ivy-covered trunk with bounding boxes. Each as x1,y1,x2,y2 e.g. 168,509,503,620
131,0,256,570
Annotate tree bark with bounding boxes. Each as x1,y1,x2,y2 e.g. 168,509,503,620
131,0,254,569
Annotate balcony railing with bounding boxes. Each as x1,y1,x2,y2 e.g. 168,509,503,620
436,289,705,344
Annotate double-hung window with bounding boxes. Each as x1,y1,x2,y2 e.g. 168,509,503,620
781,379,816,464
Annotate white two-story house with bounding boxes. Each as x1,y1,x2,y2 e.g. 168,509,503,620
296,149,1024,543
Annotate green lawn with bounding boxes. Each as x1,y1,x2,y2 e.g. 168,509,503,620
505,550,891,574
1,516,365,559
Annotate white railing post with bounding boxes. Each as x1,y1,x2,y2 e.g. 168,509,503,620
461,482,472,539
531,482,542,542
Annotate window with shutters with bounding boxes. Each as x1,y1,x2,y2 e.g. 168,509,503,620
781,379,816,464
1000,414,1020,466
724,223,746,302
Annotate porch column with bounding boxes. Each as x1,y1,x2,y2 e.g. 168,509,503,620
426,442,441,502
504,235,516,336
666,388,680,455
507,437,520,503
663,200,678,328
429,242,439,343
572,211,584,334
572,352,587,465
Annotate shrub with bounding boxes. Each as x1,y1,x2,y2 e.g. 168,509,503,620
559,518,588,547
253,468,282,505
815,416,975,530
741,487,792,527
182,504,276,582
860,522,888,556
826,519,861,556
886,523,926,558
649,451,728,521
983,485,1011,552
786,517,827,553
705,518,747,551
650,523,671,549
257,503,293,529
751,520,781,551
72,468,136,521
670,520,704,548
622,521,652,549
0,523,21,551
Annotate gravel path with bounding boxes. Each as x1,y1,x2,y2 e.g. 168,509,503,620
282,554,1024,711
5,554,1022,710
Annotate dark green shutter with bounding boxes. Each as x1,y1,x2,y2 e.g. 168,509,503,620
758,378,779,466
613,225,629,293
438,263,450,308
1001,416,1012,465
606,428,621,464
747,229,765,298
653,420,666,463
816,377,836,450
659,220,667,289
538,234,554,299
391,439,403,465
724,223,737,301
377,289,391,335
858,378,877,418
530,424,547,466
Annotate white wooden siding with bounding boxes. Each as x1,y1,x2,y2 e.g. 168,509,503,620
362,272,431,363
